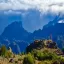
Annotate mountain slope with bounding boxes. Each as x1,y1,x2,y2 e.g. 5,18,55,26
1,21,30,41
0,21,30,53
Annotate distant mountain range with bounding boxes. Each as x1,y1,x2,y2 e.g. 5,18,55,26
0,15,64,53
0,21,30,54
1,21,30,41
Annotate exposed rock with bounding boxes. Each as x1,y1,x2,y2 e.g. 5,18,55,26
26,39,58,52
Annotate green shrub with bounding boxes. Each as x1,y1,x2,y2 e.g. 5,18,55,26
37,53,53,60
32,50,58,61
59,57,64,64
18,58,22,61
0,45,7,57
15,61,18,64
52,60,60,64
23,53,34,64
5,51,12,58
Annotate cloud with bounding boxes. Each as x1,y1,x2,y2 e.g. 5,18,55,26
58,20,64,23
4,10,22,14
0,0,64,14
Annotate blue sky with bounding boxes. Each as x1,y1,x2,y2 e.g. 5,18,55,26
0,0,64,34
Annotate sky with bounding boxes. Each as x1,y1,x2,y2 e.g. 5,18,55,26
0,0,64,12
0,0,64,34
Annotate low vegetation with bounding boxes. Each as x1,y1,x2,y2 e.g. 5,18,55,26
0,39,64,64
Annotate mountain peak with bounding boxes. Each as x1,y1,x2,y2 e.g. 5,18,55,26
1,21,29,40
9,21,23,28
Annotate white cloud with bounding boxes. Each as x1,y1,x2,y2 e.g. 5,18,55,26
0,0,64,13
4,10,22,14
58,20,64,23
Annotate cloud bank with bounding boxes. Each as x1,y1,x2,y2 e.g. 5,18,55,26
0,0,64,13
